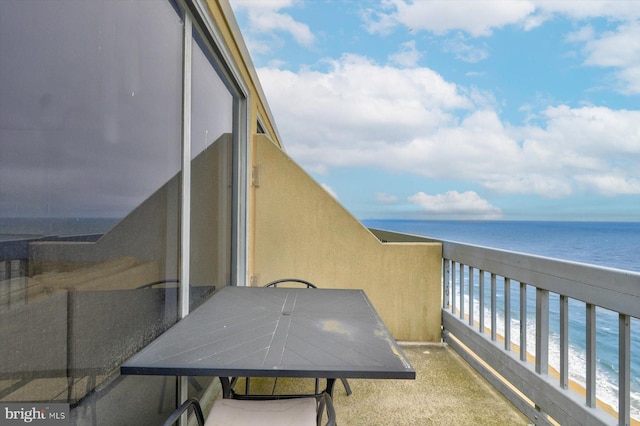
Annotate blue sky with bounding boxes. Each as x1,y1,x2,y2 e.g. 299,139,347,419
229,0,640,221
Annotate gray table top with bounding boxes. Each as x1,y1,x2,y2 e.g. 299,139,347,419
121,286,415,380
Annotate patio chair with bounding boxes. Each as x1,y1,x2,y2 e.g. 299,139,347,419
241,278,352,397
263,278,318,288
162,392,336,426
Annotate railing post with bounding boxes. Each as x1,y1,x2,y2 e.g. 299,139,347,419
451,262,457,315
469,267,475,327
619,313,630,426
520,282,527,362
479,269,485,333
504,278,511,352
435,238,640,426
460,264,465,321
443,259,451,310
491,273,497,342
586,303,596,407
560,295,569,389
535,288,549,375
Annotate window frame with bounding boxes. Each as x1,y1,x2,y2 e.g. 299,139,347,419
178,0,251,414
179,0,250,322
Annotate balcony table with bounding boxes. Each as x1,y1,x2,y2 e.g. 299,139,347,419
121,286,415,397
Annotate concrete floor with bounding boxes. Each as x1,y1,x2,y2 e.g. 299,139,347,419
234,344,530,425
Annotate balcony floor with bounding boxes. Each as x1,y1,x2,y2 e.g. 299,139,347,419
228,344,530,425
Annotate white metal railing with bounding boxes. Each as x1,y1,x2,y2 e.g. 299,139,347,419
441,240,640,426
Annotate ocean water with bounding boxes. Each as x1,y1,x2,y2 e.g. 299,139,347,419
363,219,640,419
0,217,117,242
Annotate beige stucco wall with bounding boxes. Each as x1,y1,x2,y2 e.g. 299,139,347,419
251,134,442,342
192,1,443,341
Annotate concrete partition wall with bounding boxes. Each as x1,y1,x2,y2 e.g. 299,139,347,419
251,135,442,342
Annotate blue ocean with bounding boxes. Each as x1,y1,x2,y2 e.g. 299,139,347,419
0,217,118,242
363,219,640,419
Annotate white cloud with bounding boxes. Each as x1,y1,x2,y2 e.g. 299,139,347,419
565,25,595,43
533,1,640,21
231,0,640,95
241,35,277,56
376,192,398,204
229,0,314,48
389,40,422,67
365,0,536,37
574,174,640,195
229,1,640,209
360,5,398,36
233,0,296,7
408,191,503,219
366,0,640,37
577,22,640,94
587,23,640,68
465,71,486,78
257,54,472,155
442,33,489,63
321,183,338,199
254,11,315,46
617,66,640,94
365,1,640,93
540,105,640,156
257,55,640,199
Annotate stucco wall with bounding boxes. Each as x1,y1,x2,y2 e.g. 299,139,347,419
251,135,442,342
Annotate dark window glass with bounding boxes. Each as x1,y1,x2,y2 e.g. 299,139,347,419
189,32,234,306
0,1,183,424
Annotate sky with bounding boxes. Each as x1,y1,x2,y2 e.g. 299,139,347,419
229,0,640,222
0,1,187,219
1,1,236,220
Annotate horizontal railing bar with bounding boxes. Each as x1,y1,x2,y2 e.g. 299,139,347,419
443,311,613,426
444,330,555,426
442,241,640,318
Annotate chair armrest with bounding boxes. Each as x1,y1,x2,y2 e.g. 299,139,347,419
317,392,336,426
163,398,205,426
264,278,317,288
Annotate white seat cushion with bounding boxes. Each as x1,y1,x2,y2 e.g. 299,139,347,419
205,398,317,426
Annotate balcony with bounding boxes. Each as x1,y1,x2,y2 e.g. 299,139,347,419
3,223,639,425
190,226,640,425
371,228,640,426
228,344,529,425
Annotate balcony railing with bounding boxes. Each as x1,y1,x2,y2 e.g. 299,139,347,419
441,240,640,426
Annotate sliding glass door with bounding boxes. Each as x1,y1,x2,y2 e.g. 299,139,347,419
0,1,245,423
